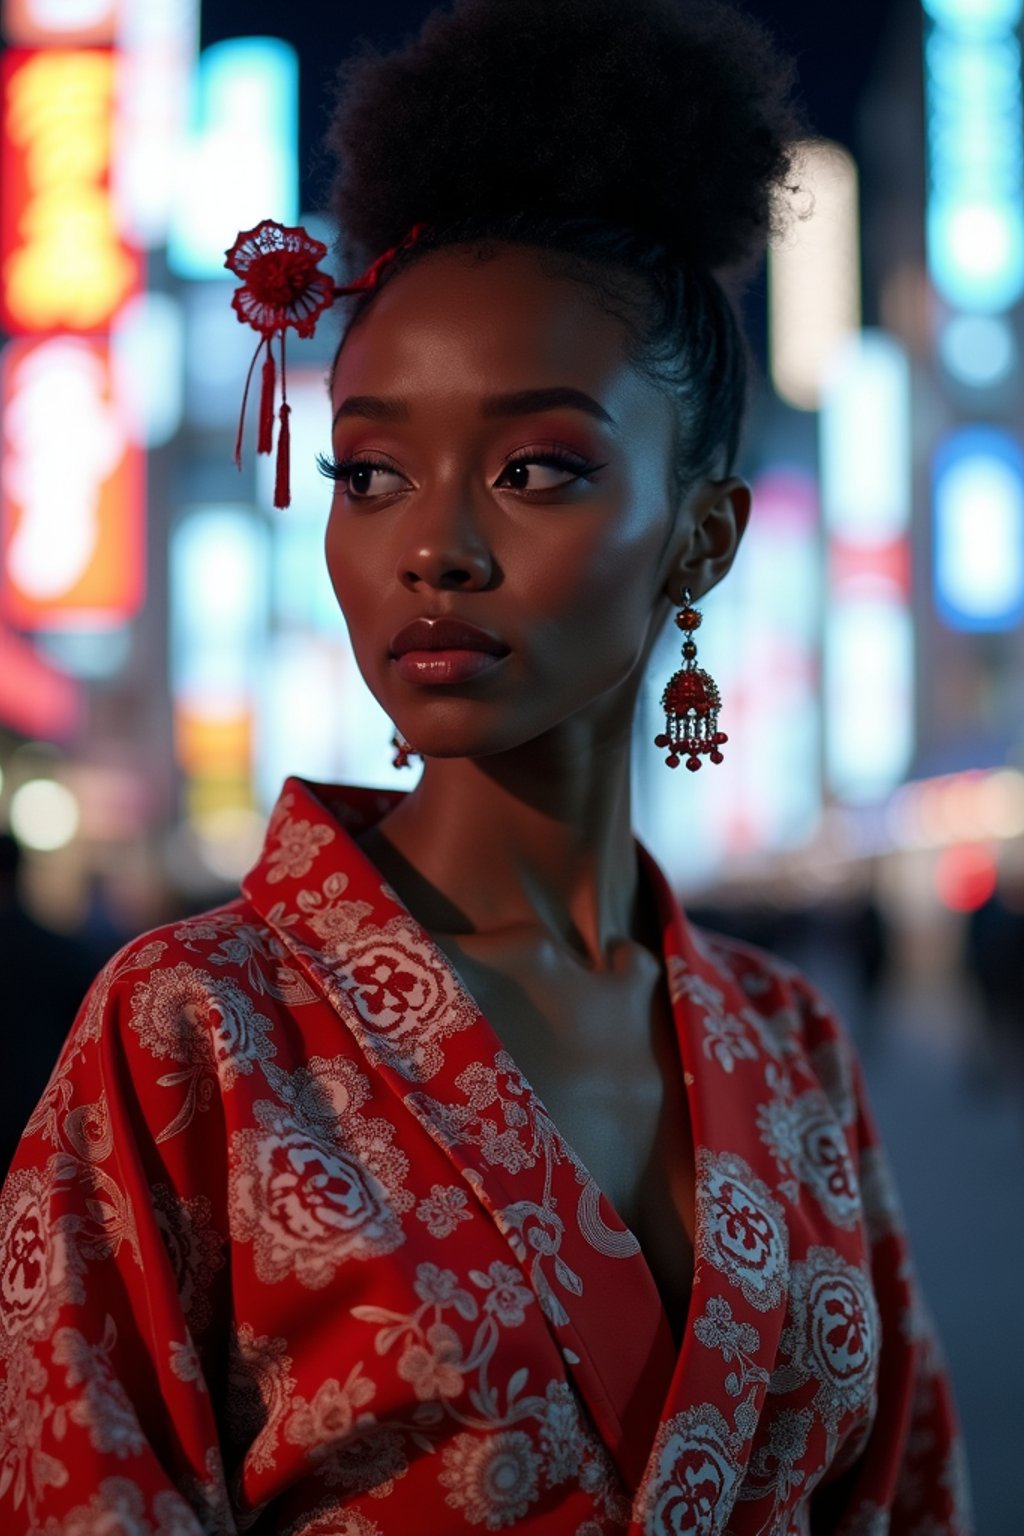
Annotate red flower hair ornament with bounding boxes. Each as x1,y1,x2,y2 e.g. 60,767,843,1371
225,218,428,508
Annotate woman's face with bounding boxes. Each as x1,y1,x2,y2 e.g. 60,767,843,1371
325,243,746,764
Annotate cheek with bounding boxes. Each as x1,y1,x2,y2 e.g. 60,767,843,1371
524,504,668,656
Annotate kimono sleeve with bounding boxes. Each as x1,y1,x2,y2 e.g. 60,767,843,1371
0,937,235,1536
790,974,974,1536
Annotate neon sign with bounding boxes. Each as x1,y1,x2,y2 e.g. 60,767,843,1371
0,336,145,628
923,0,1024,312
0,48,142,333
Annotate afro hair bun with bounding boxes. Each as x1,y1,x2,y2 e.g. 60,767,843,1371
326,0,804,278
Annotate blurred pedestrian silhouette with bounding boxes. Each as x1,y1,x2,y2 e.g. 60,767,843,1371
0,830,97,1179
963,873,1024,1090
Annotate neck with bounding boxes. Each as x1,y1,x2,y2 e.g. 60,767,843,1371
361,722,642,970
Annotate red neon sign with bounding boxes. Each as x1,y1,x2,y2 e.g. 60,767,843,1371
0,336,145,628
0,48,142,334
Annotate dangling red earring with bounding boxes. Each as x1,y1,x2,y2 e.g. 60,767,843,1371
654,589,727,771
391,732,420,769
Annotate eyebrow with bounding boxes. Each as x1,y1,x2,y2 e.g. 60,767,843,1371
332,386,617,431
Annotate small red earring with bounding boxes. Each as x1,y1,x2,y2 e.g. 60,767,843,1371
391,732,420,769
654,589,727,771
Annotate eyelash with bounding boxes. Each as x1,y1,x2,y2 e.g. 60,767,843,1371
315,446,600,499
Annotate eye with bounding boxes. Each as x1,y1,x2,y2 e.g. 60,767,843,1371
317,453,406,499
496,448,600,494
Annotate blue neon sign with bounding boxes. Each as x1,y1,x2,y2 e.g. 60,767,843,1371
933,427,1024,629
924,10,1024,312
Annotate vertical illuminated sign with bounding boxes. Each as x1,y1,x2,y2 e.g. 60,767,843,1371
167,37,299,280
923,0,1024,316
0,49,143,333
933,427,1024,630
821,331,914,803
768,139,862,411
171,506,269,812
0,337,146,628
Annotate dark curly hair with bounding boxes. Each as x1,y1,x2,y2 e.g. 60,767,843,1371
325,0,804,497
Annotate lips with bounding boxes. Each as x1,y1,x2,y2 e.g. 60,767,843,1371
389,616,510,658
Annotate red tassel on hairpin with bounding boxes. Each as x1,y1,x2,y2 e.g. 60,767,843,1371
274,403,291,510
257,344,276,455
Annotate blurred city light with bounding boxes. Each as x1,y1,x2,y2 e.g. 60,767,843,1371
0,47,143,332
10,776,79,850
938,313,1017,387
1,0,118,45
0,624,82,737
933,427,1024,630
768,138,861,410
111,291,185,448
0,336,146,631
167,37,298,280
170,505,269,817
934,841,999,911
923,0,1024,314
820,331,914,804
112,0,198,250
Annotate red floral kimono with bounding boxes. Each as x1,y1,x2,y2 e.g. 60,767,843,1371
0,777,971,1535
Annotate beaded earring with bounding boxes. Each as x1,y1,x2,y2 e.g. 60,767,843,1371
391,732,420,769
654,589,727,771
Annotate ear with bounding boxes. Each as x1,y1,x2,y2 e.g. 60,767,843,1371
668,477,751,602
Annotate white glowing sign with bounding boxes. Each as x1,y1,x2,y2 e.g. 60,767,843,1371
821,331,911,541
0,336,144,629
820,330,914,803
933,427,1024,629
167,36,298,280
113,0,199,250
170,505,269,708
768,139,861,411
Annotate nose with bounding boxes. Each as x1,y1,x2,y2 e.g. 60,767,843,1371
397,486,495,591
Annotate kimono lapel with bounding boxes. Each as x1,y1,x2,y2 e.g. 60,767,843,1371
243,778,677,1493
630,842,790,1525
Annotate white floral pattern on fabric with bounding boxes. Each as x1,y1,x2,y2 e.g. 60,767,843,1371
668,958,774,1073
408,1052,590,1329
226,1321,296,1476
52,1317,146,1459
0,1166,88,1349
282,1500,384,1536
284,1362,378,1463
127,962,278,1141
440,1429,542,1528
151,1184,226,1337
32,1474,207,1535
773,1246,881,1448
329,916,479,1081
756,1085,861,1228
696,1150,789,1312
416,1182,474,1239
229,1098,408,1286
264,802,335,885
809,1038,858,1128
637,1404,743,1535
692,1295,769,1431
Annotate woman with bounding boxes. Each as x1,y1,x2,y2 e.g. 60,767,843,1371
0,0,970,1531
